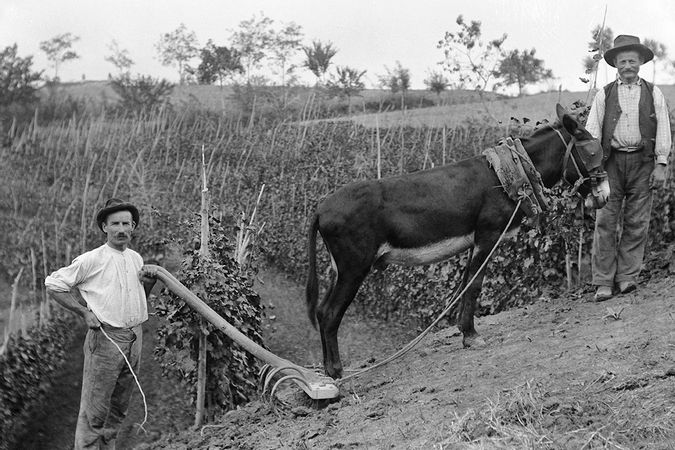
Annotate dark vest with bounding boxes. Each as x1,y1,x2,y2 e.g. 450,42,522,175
600,79,656,161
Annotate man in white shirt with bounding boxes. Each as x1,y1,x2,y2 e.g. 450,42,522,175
585,35,672,301
45,198,157,449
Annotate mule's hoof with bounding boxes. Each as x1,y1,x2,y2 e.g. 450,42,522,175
325,364,343,380
462,334,486,348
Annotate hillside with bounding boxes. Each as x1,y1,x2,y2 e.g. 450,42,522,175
12,79,675,450
146,269,675,449
43,81,675,131
338,85,675,128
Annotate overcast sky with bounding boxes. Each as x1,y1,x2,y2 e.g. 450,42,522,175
1,0,674,93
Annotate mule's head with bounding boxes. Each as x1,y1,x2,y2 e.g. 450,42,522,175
556,104,610,209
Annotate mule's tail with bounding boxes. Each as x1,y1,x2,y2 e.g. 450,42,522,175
306,213,320,329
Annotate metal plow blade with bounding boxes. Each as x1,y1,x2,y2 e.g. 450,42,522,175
259,364,338,400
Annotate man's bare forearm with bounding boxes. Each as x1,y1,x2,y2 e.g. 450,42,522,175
48,289,89,316
47,288,101,328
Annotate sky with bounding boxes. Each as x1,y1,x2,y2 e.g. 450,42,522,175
1,0,674,94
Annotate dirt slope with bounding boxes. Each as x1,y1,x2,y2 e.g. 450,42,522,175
147,274,675,449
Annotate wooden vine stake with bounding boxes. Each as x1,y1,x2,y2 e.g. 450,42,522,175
0,268,23,355
195,145,209,428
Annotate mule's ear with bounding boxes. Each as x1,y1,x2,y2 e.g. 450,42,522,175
562,113,579,135
555,103,568,120
556,103,580,134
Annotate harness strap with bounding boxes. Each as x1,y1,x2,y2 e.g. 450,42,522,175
551,127,587,194
511,138,549,212
338,199,524,384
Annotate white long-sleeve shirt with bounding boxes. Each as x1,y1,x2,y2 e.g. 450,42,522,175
585,77,672,165
45,244,148,328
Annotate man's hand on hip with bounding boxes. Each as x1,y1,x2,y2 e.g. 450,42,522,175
650,164,668,190
84,310,101,329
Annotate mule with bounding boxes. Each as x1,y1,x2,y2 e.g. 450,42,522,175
306,104,610,379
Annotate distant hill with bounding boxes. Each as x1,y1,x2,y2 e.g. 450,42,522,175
38,80,675,128
37,80,503,114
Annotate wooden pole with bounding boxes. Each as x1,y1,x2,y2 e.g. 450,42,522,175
195,145,210,428
376,115,381,179
577,203,585,287
41,231,50,321
1,268,23,355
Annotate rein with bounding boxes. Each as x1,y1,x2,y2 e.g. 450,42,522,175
550,127,586,195
550,126,607,209
337,199,524,384
99,326,148,434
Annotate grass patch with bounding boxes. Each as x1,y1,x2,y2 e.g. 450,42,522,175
438,377,675,449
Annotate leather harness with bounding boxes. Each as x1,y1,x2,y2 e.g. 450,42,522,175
483,137,549,218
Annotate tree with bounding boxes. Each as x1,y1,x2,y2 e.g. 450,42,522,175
196,40,244,86
155,23,200,85
328,66,366,114
0,44,43,107
424,70,449,103
270,22,303,86
110,73,174,112
303,40,338,86
437,15,507,121
104,40,134,75
39,32,80,81
582,25,613,87
230,13,275,84
493,48,553,96
378,61,411,109
643,38,668,83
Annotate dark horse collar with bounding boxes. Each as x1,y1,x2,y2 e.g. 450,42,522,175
550,126,607,207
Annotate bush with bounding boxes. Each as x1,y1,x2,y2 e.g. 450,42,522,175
110,74,174,113
0,313,78,450
154,215,264,419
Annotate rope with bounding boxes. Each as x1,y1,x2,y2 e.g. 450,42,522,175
338,199,523,384
99,326,148,434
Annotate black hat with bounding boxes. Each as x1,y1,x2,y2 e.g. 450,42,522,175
96,198,140,232
604,35,654,67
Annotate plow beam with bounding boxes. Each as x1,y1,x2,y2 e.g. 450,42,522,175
147,265,339,400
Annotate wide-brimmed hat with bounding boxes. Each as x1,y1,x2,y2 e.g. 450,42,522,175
604,35,654,67
96,198,140,232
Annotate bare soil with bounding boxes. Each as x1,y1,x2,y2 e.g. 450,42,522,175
146,271,675,450
15,267,675,449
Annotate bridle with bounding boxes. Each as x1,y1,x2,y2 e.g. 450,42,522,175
550,126,607,207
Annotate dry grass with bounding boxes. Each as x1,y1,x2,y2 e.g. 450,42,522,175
436,377,675,449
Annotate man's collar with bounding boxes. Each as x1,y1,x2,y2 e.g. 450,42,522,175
616,76,642,86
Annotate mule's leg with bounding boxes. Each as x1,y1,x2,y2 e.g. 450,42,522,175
317,277,335,376
317,267,369,379
457,242,494,348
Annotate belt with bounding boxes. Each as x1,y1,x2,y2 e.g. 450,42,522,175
100,322,142,332
611,145,643,153
99,322,139,343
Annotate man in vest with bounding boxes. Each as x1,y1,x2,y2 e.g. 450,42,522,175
585,35,672,301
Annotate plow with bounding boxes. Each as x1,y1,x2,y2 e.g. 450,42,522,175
146,264,339,400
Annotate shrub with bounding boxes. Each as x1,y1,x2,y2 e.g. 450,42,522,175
154,215,264,418
0,313,78,450
110,73,174,113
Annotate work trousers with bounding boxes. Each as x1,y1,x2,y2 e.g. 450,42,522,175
74,324,142,450
592,150,654,287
